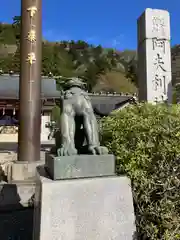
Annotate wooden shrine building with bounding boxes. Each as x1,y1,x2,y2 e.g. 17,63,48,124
0,74,135,142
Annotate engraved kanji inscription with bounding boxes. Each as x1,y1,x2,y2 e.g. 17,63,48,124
152,74,166,94
154,53,166,72
27,29,36,43
27,6,37,18
152,38,165,53
152,16,165,34
27,52,36,65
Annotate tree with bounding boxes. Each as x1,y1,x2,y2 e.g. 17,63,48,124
0,19,140,92
101,103,180,239
10,46,20,73
125,58,138,86
0,55,14,73
94,71,137,93
12,16,21,42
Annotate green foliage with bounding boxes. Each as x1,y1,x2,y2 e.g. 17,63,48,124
9,45,20,73
125,58,138,86
173,84,180,103
51,105,61,122
0,23,16,44
101,103,180,239
12,16,21,42
0,19,138,92
0,54,14,72
42,42,77,77
95,71,137,93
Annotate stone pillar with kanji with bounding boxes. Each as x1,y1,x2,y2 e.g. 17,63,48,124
137,8,172,103
7,0,41,183
18,0,42,162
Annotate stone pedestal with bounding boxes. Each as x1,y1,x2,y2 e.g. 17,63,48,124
45,153,115,180
7,150,46,182
9,160,44,182
33,156,136,240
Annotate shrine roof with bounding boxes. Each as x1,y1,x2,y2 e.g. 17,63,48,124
88,94,135,116
0,74,60,99
0,74,136,116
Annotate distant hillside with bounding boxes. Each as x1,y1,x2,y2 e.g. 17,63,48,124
0,23,16,45
0,44,17,56
0,22,136,93
171,45,180,85
2,21,180,92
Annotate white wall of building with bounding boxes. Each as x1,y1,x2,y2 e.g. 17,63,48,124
40,114,51,141
0,114,51,142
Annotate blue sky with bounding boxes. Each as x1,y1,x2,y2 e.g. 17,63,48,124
0,0,179,50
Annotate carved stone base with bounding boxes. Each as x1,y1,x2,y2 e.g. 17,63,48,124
9,160,44,182
33,166,136,240
45,152,115,180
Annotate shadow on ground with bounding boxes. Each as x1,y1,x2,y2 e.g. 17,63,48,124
0,207,33,240
0,184,33,240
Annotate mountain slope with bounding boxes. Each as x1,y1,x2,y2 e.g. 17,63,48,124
0,22,136,93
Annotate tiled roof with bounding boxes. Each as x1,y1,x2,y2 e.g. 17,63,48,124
89,94,134,116
0,74,135,116
0,74,60,99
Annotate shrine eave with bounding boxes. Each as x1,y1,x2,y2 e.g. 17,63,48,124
0,74,136,116
0,74,60,99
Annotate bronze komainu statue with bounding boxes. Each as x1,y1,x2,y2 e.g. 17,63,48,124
55,77,108,156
